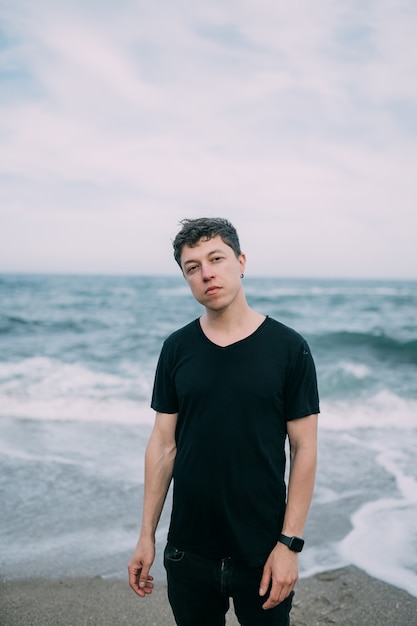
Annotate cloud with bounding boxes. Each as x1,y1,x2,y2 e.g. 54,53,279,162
0,0,416,277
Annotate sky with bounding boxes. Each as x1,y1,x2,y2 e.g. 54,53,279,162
0,0,416,279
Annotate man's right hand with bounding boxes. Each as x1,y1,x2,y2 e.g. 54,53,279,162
128,538,155,597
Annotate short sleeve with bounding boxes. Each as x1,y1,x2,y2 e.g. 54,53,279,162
151,341,179,414
284,341,320,421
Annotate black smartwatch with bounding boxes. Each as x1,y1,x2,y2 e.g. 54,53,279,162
278,533,304,553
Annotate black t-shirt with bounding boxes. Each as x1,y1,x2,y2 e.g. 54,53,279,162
151,316,319,565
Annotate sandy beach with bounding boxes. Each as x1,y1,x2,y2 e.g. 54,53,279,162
1,566,416,626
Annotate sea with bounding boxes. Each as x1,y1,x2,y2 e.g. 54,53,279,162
1,274,416,598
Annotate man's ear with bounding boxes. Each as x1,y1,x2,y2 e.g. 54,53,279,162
239,253,247,275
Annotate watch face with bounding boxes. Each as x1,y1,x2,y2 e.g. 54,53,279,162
289,537,304,552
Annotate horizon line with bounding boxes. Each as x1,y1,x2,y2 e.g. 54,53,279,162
1,270,416,282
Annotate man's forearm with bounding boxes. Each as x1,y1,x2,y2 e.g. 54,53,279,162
259,423,317,609
128,422,177,597
140,435,176,540
282,435,317,537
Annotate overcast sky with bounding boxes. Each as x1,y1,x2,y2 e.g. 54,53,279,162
1,0,416,278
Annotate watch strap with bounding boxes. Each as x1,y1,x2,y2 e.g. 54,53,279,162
278,533,304,552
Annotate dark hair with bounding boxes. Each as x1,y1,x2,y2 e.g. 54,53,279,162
173,217,241,268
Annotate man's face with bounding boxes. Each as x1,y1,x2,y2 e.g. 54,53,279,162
180,235,246,310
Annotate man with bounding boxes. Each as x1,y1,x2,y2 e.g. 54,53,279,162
128,217,319,625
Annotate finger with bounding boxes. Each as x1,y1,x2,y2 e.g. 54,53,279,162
258,566,271,597
130,578,154,597
262,583,289,610
139,565,149,586
128,565,142,594
142,576,155,595
128,564,153,596
139,565,153,591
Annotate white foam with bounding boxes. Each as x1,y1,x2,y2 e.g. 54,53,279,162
0,356,150,397
300,543,347,579
319,392,417,430
337,430,417,598
244,284,416,298
340,361,370,379
0,395,155,424
375,447,417,503
339,498,417,598
0,357,156,424
157,286,192,297
313,485,361,505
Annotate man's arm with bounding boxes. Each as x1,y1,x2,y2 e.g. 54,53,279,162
259,413,318,610
128,411,178,597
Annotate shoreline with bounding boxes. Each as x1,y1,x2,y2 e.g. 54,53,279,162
2,566,417,625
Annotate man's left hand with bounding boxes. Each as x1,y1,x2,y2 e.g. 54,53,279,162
258,542,298,610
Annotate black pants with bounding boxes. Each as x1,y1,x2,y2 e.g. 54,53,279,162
164,543,293,626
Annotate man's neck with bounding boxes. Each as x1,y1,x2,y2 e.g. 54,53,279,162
200,304,265,347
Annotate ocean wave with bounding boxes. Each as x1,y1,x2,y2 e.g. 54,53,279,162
0,357,155,424
0,357,135,394
0,394,154,424
244,282,417,299
320,392,417,430
157,286,193,297
0,315,36,334
340,498,417,598
315,331,417,365
0,313,108,336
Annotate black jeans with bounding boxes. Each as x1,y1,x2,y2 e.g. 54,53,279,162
164,543,293,626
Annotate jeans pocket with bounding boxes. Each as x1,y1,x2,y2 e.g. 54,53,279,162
164,543,185,563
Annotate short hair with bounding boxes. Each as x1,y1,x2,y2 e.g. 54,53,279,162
173,217,242,268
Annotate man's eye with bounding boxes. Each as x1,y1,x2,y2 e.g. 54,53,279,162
187,265,198,274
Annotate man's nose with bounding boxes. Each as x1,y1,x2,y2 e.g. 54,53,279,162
201,264,214,280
